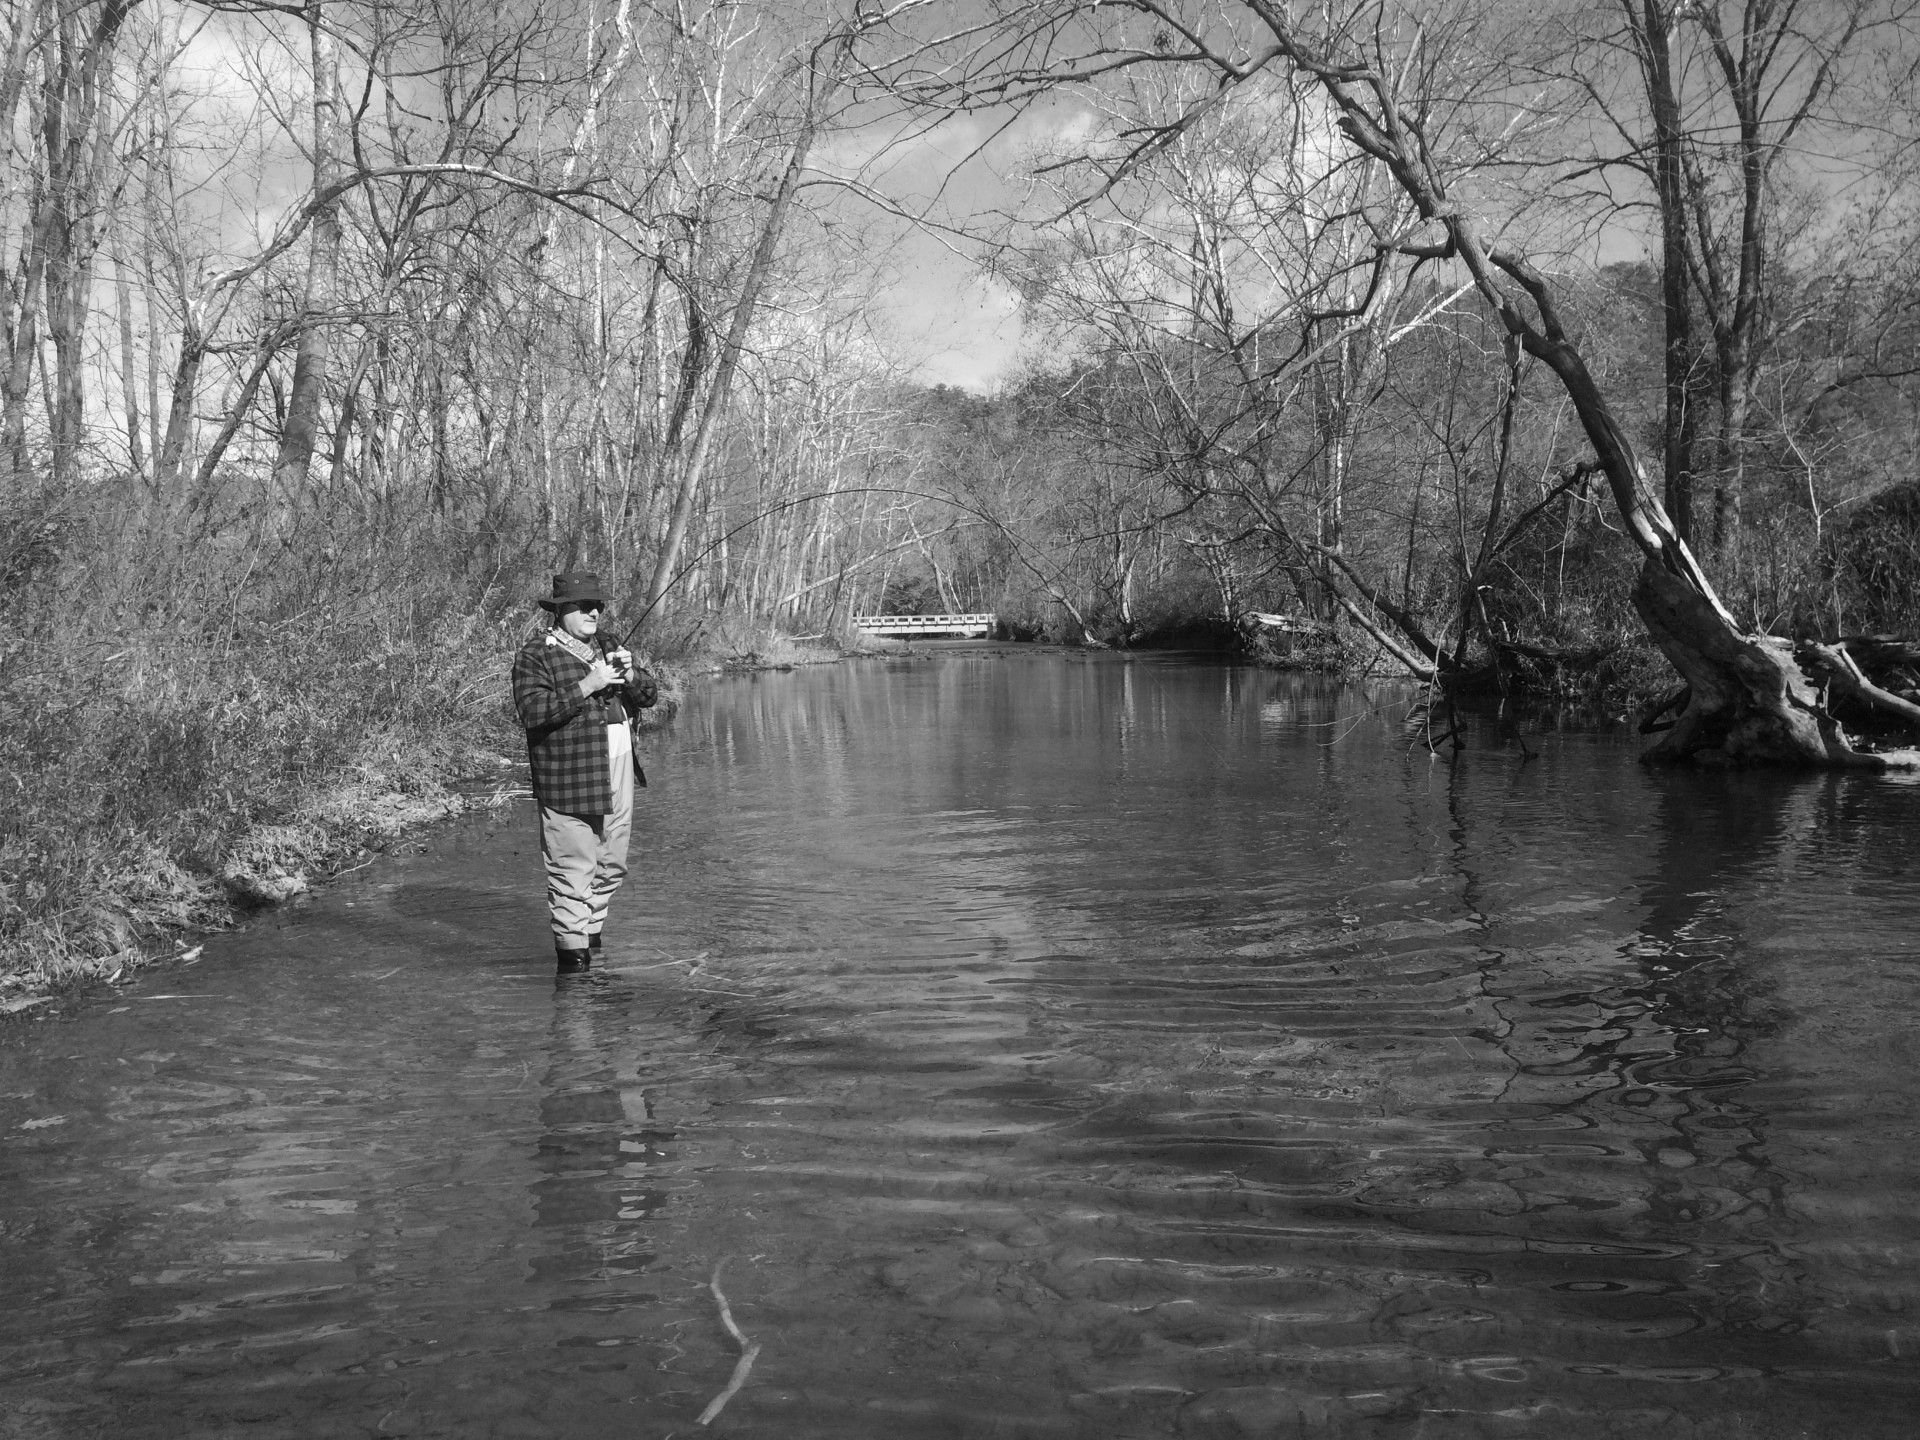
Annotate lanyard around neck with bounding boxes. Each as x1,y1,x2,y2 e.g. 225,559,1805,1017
549,629,596,666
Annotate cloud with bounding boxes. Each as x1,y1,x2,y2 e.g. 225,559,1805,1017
815,98,1108,392
883,264,1025,392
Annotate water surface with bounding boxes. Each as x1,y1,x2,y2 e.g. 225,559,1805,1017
4,651,1918,1438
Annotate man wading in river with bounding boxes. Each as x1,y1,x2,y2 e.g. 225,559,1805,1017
512,571,659,973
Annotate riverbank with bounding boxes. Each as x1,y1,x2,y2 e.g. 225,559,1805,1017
0,607,498,1003
0,586,915,1006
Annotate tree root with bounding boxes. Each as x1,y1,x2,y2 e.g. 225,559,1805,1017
1800,641,1920,729
1638,685,1689,734
1631,563,1920,768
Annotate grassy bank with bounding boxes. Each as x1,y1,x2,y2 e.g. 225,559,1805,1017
0,527,705,1000
0,609,496,995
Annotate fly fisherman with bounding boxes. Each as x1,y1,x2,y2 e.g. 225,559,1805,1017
512,571,659,973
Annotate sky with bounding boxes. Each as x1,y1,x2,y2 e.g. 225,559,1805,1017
821,107,1061,394
886,242,1026,392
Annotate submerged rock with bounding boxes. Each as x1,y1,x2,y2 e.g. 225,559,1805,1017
220,864,308,908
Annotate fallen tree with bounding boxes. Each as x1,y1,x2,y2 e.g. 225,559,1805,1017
1246,0,1920,765
1236,6,1920,765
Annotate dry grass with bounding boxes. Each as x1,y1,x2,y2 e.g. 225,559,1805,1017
0,606,521,994
0,509,557,995
0,493,774,1000
0,517,707,999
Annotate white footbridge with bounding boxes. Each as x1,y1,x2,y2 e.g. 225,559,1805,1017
852,612,996,638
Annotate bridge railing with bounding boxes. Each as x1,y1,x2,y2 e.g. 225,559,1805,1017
851,613,996,636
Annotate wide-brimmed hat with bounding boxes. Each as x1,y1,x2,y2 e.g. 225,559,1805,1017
538,570,610,612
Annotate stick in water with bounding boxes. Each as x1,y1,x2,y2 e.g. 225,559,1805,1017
696,1259,762,1426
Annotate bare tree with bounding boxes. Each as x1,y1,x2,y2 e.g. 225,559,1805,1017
865,0,1920,765
1,0,136,486
1556,0,1917,557
271,0,340,494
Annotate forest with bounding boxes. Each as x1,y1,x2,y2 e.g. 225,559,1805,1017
6,0,1920,986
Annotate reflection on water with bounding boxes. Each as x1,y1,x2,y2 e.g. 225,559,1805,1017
3,650,1918,1437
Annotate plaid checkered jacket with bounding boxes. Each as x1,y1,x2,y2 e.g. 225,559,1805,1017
511,632,657,814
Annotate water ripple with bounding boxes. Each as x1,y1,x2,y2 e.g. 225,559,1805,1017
3,660,1919,1436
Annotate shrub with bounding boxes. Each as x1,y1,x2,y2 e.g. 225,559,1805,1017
0,511,529,991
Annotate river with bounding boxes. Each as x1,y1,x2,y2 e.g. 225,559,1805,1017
3,649,1917,1438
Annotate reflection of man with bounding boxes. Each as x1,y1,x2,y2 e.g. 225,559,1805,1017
511,571,658,972
527,980,676,1394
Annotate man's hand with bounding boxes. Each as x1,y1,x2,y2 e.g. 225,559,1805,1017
629,664,659,708
607,647,634,680
580,658,620,696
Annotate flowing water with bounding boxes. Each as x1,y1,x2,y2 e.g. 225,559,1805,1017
3,650,1919,1440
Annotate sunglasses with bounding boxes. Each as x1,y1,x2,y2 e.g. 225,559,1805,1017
568,601,605,614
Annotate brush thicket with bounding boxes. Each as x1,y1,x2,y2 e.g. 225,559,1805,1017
0,509,539,991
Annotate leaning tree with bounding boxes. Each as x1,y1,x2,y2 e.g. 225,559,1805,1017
869,0,1920,766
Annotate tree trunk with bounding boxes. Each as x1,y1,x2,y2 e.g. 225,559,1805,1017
645,112,819,610
153,327,199,498
0,0,47,482
326,337,377,497
273,0,341,495
1632,564,1869,765
191,336,281,500
113,247,144,479
3,163,52,481
1531,317,1904,766
1628,0,1698,543
41,2,134,486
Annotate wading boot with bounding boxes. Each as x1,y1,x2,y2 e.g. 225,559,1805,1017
587,933,603,955
555,946,592,974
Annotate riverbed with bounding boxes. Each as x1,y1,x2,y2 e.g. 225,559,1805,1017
3,651,1917,1438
